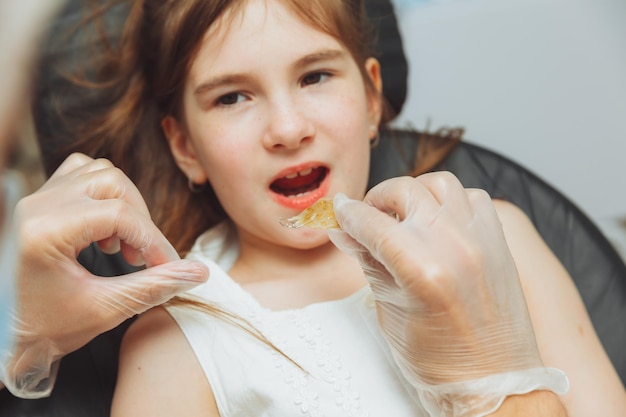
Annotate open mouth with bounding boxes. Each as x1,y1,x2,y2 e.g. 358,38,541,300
270,166,328,197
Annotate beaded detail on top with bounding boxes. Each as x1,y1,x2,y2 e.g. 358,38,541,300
247,306,369,417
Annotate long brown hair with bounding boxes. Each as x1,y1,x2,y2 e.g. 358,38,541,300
45,0,384,256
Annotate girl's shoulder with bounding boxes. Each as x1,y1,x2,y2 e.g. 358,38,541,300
491,199,560,279
492,198,545,249
121,306,187,356
111,307,219,416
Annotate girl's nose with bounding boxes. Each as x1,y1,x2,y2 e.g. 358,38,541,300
262,98,315,151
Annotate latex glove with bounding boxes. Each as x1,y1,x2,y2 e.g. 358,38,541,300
0,153,208,399
329,173,568,417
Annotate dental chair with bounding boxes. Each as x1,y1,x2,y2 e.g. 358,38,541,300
1,0,624,415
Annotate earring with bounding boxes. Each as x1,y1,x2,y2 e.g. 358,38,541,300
369,125,380,148
188,177,206,193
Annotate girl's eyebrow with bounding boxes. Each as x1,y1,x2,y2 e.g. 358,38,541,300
293,48,347,69
194,74,248,96
193,48,347,96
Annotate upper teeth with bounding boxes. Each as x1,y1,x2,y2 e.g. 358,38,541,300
285,168,313,179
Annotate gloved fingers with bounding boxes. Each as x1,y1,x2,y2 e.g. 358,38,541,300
466,189,506,232
76,165,154,257
414,171,475,224
362,176,441,224
18,155,169,265
16,258,208,346
77,164,152,218
101,237,153,264
327,226,391,285
97,236,122,255
332,191,403,261
335,176,527,317
42,154,151,219
360,173,478,232
460,189,517,279
2,259,208,398
326,220,365,255
77,198,179,267
46,152,97,179
89,259,209,325
18,193,176,268
47,153,125,180
334,179,467,293
332,193,418,299
334,181,514,302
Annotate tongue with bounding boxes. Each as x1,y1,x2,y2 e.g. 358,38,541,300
272,168,324,195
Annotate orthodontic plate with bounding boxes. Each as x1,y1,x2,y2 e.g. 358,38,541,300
279,198,339,229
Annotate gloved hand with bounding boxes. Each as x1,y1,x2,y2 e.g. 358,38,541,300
0,154,209,399
329,173,568,417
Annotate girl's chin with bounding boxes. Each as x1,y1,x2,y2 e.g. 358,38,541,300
281,228,332,249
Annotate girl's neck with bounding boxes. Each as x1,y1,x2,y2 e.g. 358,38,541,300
229,234,367,310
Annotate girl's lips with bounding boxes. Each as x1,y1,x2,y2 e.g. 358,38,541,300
269,163,331,210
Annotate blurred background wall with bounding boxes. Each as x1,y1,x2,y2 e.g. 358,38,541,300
390,0,626,259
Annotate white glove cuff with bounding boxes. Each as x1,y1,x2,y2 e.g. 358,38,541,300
416,367,569,417
0,341,61,399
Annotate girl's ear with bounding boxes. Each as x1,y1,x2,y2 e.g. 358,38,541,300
364,57,383,128
161,116,208,184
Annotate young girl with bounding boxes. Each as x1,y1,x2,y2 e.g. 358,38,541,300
63,0,624,415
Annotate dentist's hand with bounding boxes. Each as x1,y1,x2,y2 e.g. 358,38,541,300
329,173,567,417
0,153,208,399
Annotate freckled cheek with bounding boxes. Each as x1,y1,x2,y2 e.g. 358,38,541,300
204,143,251,180
194,118,251,158
213,150,239,169
314,95,368,135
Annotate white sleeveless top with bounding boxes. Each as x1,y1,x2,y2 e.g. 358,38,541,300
166,222,425,417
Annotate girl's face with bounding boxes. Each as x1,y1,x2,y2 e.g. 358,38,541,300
164,0,382,250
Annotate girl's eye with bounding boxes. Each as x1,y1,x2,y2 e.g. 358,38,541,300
302,72,330,87
217,92,245,106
